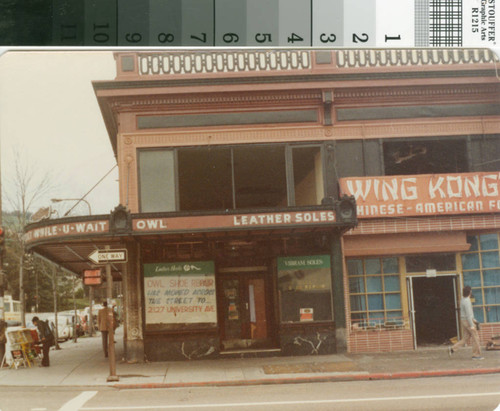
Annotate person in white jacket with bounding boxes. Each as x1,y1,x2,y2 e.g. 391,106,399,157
449,286,483,360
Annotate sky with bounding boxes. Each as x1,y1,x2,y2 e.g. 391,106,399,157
0,51,119,218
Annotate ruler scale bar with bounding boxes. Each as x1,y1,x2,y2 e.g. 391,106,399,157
0,0,497,48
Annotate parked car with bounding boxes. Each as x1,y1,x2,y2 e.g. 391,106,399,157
46,313,84,341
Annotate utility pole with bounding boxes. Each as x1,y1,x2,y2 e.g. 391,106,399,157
88,286,94,336
19,254,25,327
52,266,60,350
73,276,78,342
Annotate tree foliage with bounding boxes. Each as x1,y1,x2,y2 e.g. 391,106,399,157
2,148,80,312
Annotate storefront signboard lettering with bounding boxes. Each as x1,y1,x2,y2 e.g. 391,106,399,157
144,261,217,324
24,220,109,244
133,210,335,233
339,172,500,218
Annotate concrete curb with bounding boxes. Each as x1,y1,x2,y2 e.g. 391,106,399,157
112,367,500,389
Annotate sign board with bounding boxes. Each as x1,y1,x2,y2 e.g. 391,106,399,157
83,269,102,285
88,249,127,264
340,171,500,219
300,308,314,322
144,261,217,325
426,269,437,278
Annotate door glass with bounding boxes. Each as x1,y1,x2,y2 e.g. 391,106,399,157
222,279,241,340
248,278,267,339
248,284,256,323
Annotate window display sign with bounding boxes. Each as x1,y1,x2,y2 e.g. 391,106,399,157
277,255,333,323
144,261,217,324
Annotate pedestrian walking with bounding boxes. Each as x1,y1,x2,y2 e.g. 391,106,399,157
449,286,484,360
98,301,117,357
32,316,54,367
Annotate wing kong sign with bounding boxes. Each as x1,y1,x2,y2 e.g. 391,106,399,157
340,172,500,218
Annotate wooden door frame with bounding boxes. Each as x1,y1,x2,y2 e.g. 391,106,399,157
216,266,275,349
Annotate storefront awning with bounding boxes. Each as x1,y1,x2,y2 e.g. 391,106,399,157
343,231,471,257
24,204,356,278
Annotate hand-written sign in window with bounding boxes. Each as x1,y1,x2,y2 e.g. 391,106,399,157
277,255,333,323
144,261,217,324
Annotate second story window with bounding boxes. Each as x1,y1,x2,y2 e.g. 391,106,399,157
383,139,468,176
138,144,325,213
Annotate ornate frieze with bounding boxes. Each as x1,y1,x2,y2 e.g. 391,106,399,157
138,50,312,76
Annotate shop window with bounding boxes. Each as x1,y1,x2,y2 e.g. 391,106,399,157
461,233,500,323
277,255,333,323
405,254,456,272
348,257,403,330
383,139,468,176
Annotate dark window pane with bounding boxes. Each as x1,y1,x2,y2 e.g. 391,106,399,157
406,254,456,272
383,139,467,176
480,234,498,251
352,312,367,321
467,236,479,252
349,277,365,293
347,259,363,276
385,294,402,310
368,294,383,311
484,269,500,287
382,258,399,274
486,306,500,322
474,307,485,323
482,252,500,268
365,259,381,274
462,253,480,270
471,289,483,305
350,295,366,311
178,148,233,211
386,311,403,319
368,312,384,325
366,276,382,292
463,271,482,288
234,146,287,208
484,287,500,305
384,276,400,292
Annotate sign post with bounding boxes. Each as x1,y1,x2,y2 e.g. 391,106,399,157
88,247,125,382
105,249,118,382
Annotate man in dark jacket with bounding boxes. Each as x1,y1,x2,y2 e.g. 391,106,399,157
33,316,53,367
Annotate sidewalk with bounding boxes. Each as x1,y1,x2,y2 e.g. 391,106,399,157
1,329,499,389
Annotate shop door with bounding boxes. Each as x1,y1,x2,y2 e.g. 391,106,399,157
219,274,269,350
408,275,459,347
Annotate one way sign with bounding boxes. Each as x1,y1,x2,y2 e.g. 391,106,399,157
88,249,128,265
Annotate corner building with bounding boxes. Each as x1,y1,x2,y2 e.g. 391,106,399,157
25,50,500,361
